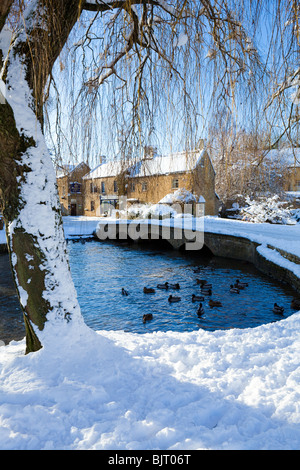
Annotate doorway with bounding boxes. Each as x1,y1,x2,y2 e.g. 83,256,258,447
71,203,77,216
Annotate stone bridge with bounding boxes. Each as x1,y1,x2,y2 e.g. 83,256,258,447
95,219,300,293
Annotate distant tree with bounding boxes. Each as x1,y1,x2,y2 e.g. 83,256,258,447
0,0,299,353
207,118,292,205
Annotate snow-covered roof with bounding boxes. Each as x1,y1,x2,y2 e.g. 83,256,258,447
84,148,209,180
130,149,207,177
56,164,75,179
159,188,205,204
83,160,133,179
56,162,90,179
262,148,300,167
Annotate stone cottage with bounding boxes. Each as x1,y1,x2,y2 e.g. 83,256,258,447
83,146,219,216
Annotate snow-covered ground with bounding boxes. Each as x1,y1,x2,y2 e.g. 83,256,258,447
0,216,300,450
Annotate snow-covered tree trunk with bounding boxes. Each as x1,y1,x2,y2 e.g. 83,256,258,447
0,1,83,353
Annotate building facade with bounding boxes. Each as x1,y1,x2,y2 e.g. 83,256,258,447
56,162,90,216
83,148,219,217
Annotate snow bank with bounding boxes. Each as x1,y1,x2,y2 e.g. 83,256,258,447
0,312,299,450
62,216,101,238
203,216,300,259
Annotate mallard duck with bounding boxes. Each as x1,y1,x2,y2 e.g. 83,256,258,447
230,285,240,294
192,294,205,302
234,282,244,290
201,288,212,296
273,303,284,314
143,313,153,323
291,298,300,310
196,279,207,285
197,303,204,316
200,282,212,289
169,283,180,290
143,287,155,294
121,288,129,296
235,279,248,288
157,282,169,289
209,299,222,307
168,295,181,302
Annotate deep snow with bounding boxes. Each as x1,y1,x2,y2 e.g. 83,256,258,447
0,216,300,450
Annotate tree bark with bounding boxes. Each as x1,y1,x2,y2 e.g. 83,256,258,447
0,0,83,353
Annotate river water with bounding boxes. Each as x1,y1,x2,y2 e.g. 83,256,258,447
0,238,298,343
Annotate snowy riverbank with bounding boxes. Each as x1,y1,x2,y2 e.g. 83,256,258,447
0,216,300,450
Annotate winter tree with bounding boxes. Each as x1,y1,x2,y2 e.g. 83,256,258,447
0,0,299,353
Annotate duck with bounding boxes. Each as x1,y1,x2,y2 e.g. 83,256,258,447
168,295,181,302
291,298,300,310
199,281,212,288
230,285,240,294
143,313,153,323
196,279,207,285
121,288,129,296
143,287,155,294
192,294,205,302
201,284,212,290
234,282,244,290
201,288,212,296
273,303,284,314
157,282,169,289
209,299,222,307
169,283,180,290
197,303,205,316
235,279,248,288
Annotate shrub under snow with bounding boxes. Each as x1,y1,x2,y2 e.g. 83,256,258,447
237,196,297,225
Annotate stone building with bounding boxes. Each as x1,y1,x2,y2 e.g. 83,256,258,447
56,162,90,216
282,149,300,193
83,147,219,216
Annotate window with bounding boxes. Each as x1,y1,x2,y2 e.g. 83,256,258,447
172,178,179,189
69,182,81,193
130,182,136,192
101,182,105,193
113,180,118,193
90,182,97,193
296,181,300,191
91,200,95,211
142,182,148,192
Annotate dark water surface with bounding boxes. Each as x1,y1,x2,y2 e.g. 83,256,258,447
0,253,25,344
0,239,298,344
69,239,298,334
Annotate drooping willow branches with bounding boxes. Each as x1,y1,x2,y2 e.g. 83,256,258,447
7,1,299,168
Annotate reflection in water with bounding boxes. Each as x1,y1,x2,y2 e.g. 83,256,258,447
0,238,298,344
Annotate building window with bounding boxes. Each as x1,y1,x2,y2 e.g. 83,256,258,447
142,182,148,192
101,182,105,193
90,182,97,193
69,182,81,193
91,200,95,211
172,178,179,189
113,180,118,193
296,180,300,191
130,182,136,192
